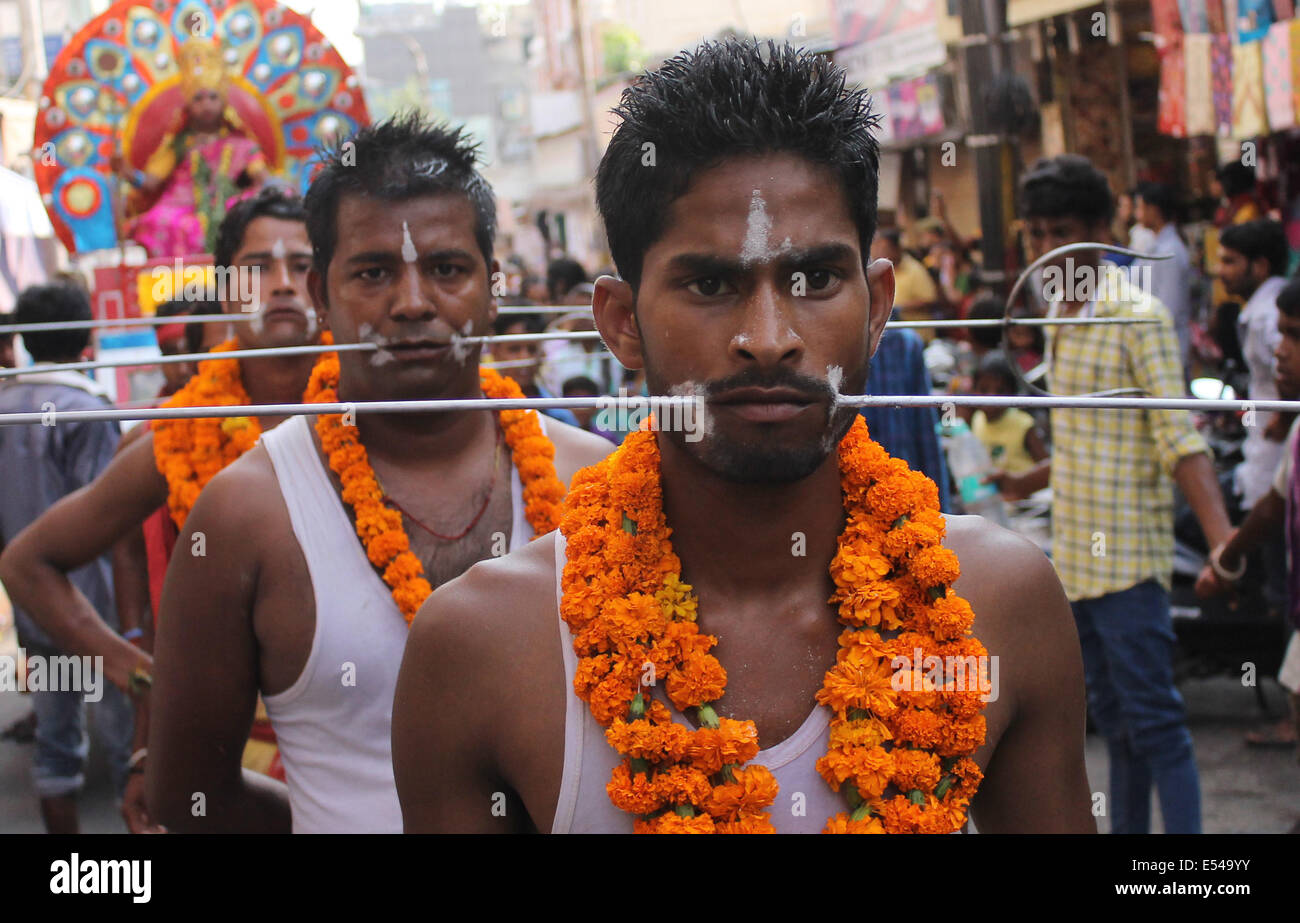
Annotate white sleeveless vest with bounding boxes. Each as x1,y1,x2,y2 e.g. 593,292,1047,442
549,531,843,833
260,414,533,833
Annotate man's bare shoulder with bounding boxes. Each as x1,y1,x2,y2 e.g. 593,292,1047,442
943,513,1058,596
942,513,1077,709
183,442,287,553
115,421,153,454
409,531,561,683
544,418,615,485
944,513,1067,628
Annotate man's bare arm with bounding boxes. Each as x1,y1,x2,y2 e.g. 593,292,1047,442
991,458,1050,501
1174,451,1233,551
394,571,524,834
966,533,1095,833
0,427,167,689
146,458,290,833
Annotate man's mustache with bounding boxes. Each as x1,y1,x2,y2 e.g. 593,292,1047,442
703,368,838,403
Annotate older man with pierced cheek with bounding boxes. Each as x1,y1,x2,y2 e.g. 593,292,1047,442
145,114,611,834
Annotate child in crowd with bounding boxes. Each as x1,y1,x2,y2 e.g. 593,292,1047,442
972,352,1049,491
562,375,619,443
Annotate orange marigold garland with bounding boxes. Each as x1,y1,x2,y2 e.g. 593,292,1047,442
304,354,564,623
152,333,336,528
152,339,259,527
558,415,988,834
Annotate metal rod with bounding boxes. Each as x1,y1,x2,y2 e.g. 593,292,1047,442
1,313,256,335
0,308,1159,337
0,342,377,379
890,316,1161,329
0,392,1291,427
0,314,1170,379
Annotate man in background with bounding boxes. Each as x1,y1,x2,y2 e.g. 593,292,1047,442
546,256,590,306
0,283,136,833
151,299,221,398
860,322,951,511
1132,182,1193,373
489,311,580,427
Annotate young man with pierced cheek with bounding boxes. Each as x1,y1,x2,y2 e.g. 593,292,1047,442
393,42,1094,834
0,188,322,833
145,115,610,833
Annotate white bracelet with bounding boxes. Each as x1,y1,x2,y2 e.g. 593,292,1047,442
127,748,148,771
1210,545,1247,582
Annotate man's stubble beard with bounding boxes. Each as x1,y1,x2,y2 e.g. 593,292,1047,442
645,352,870,486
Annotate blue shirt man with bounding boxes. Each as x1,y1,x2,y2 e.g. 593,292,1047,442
860,325,952,512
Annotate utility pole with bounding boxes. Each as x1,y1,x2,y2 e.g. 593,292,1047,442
960,0,1009,293
569,0,598,182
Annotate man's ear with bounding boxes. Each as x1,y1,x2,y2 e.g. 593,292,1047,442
865,258,896,358
592,275,643,371
306,266,331,331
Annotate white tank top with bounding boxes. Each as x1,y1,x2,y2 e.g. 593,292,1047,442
260,414,534,833
550,531,843,833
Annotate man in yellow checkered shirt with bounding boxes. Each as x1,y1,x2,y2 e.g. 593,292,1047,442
997,156,1234,835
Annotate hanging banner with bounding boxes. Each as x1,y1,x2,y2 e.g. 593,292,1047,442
831,0,946,90
1263,20,1295,130
1232,39,1269,137
1237,0,1275,43
1186,32,1216,135
1178,0,1209,32
1211,33,1235,135
1158,34,1189,137
1291,18,1300,122
1151,0,1186,137
1151,0,1185,33
887,72,945,142
1207,0,1229,32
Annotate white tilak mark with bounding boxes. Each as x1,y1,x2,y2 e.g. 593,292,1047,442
400,222,418,263
400,221,422,305
270,238,286,260
359,321,394,366
739,189,772,266
668,381,713,438
822,365,846,453
450,318,474,364
827,365,844,399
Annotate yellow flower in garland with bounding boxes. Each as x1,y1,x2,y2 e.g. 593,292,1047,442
558,415,989,834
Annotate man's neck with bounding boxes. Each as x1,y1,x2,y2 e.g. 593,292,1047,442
345,370,496,467
656,432,846,595
240,353,318,406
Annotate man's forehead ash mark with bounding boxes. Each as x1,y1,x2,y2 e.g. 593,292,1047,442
270,238,286,260
401,222,418,263
739,189,771,266
738,187,794,267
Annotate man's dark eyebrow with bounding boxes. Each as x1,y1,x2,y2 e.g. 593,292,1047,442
344,247,477,265
665,253,743,276
779,243,858,265
239,248,313,261
666,243,857,276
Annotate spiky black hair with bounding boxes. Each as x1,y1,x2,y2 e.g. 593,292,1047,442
214,185,306,271
595,39,881,290
304,111,496,278
1018,154,1115,228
